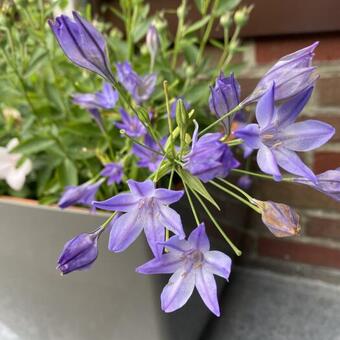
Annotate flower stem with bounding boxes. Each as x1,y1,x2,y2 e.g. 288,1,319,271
101,212,117,229
183,181,200,225
163,80,176,158
165,167,176,242
231,168,294,181
199,104,242,136
190,188,242,256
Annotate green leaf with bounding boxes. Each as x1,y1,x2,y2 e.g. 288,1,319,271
209,39,225,50
184,16,211,36
57,158,78,187
11,137,55,155
44,82,65,111
215,0,242,16
24,49,48,78
182,44,199,64
194,0,211,14
177,168,220,210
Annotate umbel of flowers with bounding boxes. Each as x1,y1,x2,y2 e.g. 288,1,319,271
46,12,339,317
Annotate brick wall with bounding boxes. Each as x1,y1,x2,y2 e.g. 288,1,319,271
236,35,340,274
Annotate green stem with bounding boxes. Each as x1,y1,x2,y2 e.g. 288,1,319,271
101,212,117,229
190,188,242,256
232,169,294,182
199,104,242,136
218,177,253,201
221,25,241,71
165,167,176,241
183,181,200,225
209,180,260,213
163,80,176,158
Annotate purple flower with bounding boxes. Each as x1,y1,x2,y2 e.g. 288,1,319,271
72,83,118,110
235,84,335,182
209,73,242,132
116,61,157,103
88,108,104,131
170,97,190,119
49,12,114,81
146,25,160,65
93,179,185,257
136,223,232,316
58,180,103,209
132,135,165,172
100,162,123,185
57,228,102,275
252,200,301,237
183,122,239,182
243,42,319,104
115,108,146,138
293,168,340,201
237,175,252,189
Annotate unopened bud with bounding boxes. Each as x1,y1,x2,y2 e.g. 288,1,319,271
220,12,232,29
146,25,160,60
234,6,253,27
252,199,301,237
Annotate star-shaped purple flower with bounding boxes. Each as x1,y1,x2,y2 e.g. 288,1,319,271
293,168,340,201
93,179,185,257
72,83,118,110
100,162,123,185
235,84,335,182
132,135,165,172
58,179,103,209
183,122,239,182
136,223,232,316
49,12,114,81
243,42,319,104
116,61,157,103
115,108,146,138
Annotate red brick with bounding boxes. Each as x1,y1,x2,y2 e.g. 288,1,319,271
306,217,340,241
252,180,340,211
313,152,340,173
315,77,340,107
258,237,340,269
255,35,340,64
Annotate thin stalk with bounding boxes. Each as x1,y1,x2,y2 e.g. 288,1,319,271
183,181,200,225
199,104,242,136
218,178,253,201
163,81,176,158
232,169,294,182
190,188,242,256
165,167,176,241
221,25,241,70
101,212,117,229
209,180,260,213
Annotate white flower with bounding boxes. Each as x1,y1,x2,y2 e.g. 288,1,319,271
0,138,32,191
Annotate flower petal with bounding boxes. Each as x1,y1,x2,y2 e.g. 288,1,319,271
234,124,261,149
158,205,185,239
204,250,232,280
93,192,139,212
127,179,155,197
188,223,210,252
108,210,143,252
6,167,26,191
273,147,316,182
280,120,335,151
195,268,220,316
273,85,313,128
255,83,275,129
154,188,184,205
136,253,183,274
161,266,195,313
162,235,191,254
257,145,282,180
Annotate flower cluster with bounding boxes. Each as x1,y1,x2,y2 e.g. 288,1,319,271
2,6,339,318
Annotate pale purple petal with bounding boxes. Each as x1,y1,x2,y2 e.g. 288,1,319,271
127,179,155,197
188,223,210,252
273,86,313,128
154,188,184,205
162,235,191,254
280,120,335,151
161,266,195,313
93,193,140,212
108,210,143,252
158,205,185,239
273,147,316,182
257,145,282,180
195,268,220,316
234,124,261,149
255,83,275,129
204,250,232,279
136,253,183,274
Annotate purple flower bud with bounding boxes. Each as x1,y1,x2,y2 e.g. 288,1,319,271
237,175,252,189
146,25,159,62
183,122,239,182
253,199,301,237
57,228,102,275
58,180,103,209
170,97,190,119
243,42,319,104
49,12,114,81
209,73,242,132
100,162,123,185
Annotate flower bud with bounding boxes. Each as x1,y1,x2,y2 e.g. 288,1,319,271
253,200,301,237
234,6,253,27
57,228,103,275
146,25,160,61
177,3,186,19
49,11,114,81
220,12,232,29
